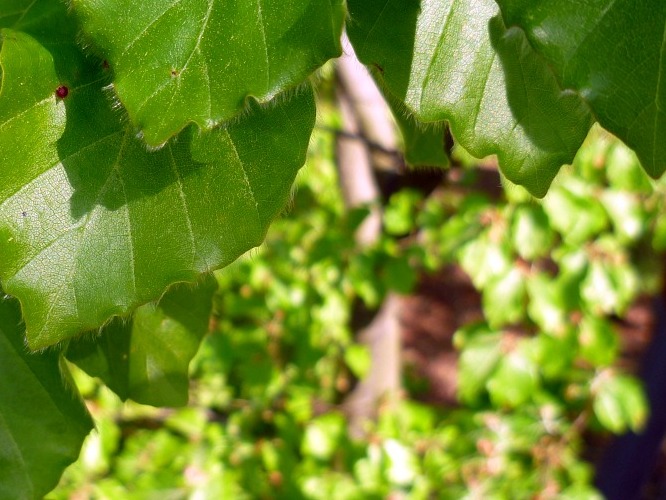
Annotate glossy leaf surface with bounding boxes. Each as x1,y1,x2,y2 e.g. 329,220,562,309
72,0,345,145
0,8,315,349
0,297,92,499
67,276,217,407
346,0,593,196
497,0,666,178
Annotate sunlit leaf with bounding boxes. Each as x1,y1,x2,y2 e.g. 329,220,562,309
347,0,593,196
72,0,345,145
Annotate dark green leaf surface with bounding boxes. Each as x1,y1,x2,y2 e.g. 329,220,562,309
67,276,217,407
346,0,593,196
0,10,315,349
0,297,93,499
72,0,345,146
497,0,666,178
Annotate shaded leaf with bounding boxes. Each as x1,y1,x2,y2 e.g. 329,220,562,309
0,297,93,499
346,0,593,196
382,88,449,168
497,0,666,178
72,0,345,146
67,275,217,407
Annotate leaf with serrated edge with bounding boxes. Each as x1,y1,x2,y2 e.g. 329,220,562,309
0,22,315,349
346,0,593,196
0,296,93,499
497,0,666,179
67,275,217,407
71,0,345,146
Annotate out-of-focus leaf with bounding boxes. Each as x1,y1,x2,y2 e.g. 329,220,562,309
482,267,526,328
455,324,502,405
344,344,371,380
578,317,618,367
487,342,539,408
601,191,647,243
527,273,574,334
511,205,554,260
543,183,608,244
301,413,345,461
593,374,648,434
458,231,512,289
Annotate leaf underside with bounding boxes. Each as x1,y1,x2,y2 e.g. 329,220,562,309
72,0,346,146
346,0,594,196
497,0,666,179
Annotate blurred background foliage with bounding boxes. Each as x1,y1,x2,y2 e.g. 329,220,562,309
50,84,666,498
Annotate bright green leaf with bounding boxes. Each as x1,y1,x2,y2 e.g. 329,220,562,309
455,324,502,405
301,412,345,461
482,267,527,328
66,276,217,407
0,25,315,349
72,0,345,146
542,182,608,244
593,374,648,434
578,316,618,367
497,0,666,179
601,190,647,244
511,205,554,260
346,0,593,196
487,344,539,408
0,297,93,499
458,230,512,289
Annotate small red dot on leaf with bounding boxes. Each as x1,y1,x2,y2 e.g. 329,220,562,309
55,85,69,99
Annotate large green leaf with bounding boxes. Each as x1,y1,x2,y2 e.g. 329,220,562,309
0,9,315,349
0,297,93,499
67,276,217,407
496,0,666,179
346,0,593,196
71,0,345,146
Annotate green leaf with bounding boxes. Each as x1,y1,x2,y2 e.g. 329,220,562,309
487,342,539,408
455,323,502,405
482,267,527,328
526,273,573,334
593,373,648,434
346,0,593,196
0,25,315,349
72,0,345,146
510,205,554,260
383,89,449,168
578,316,618,367
458,230,512,289
0,297,93,499
497,0,666,179
301,412,346,461
66,276,217,407
542,181,608,245
600,190,647,244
